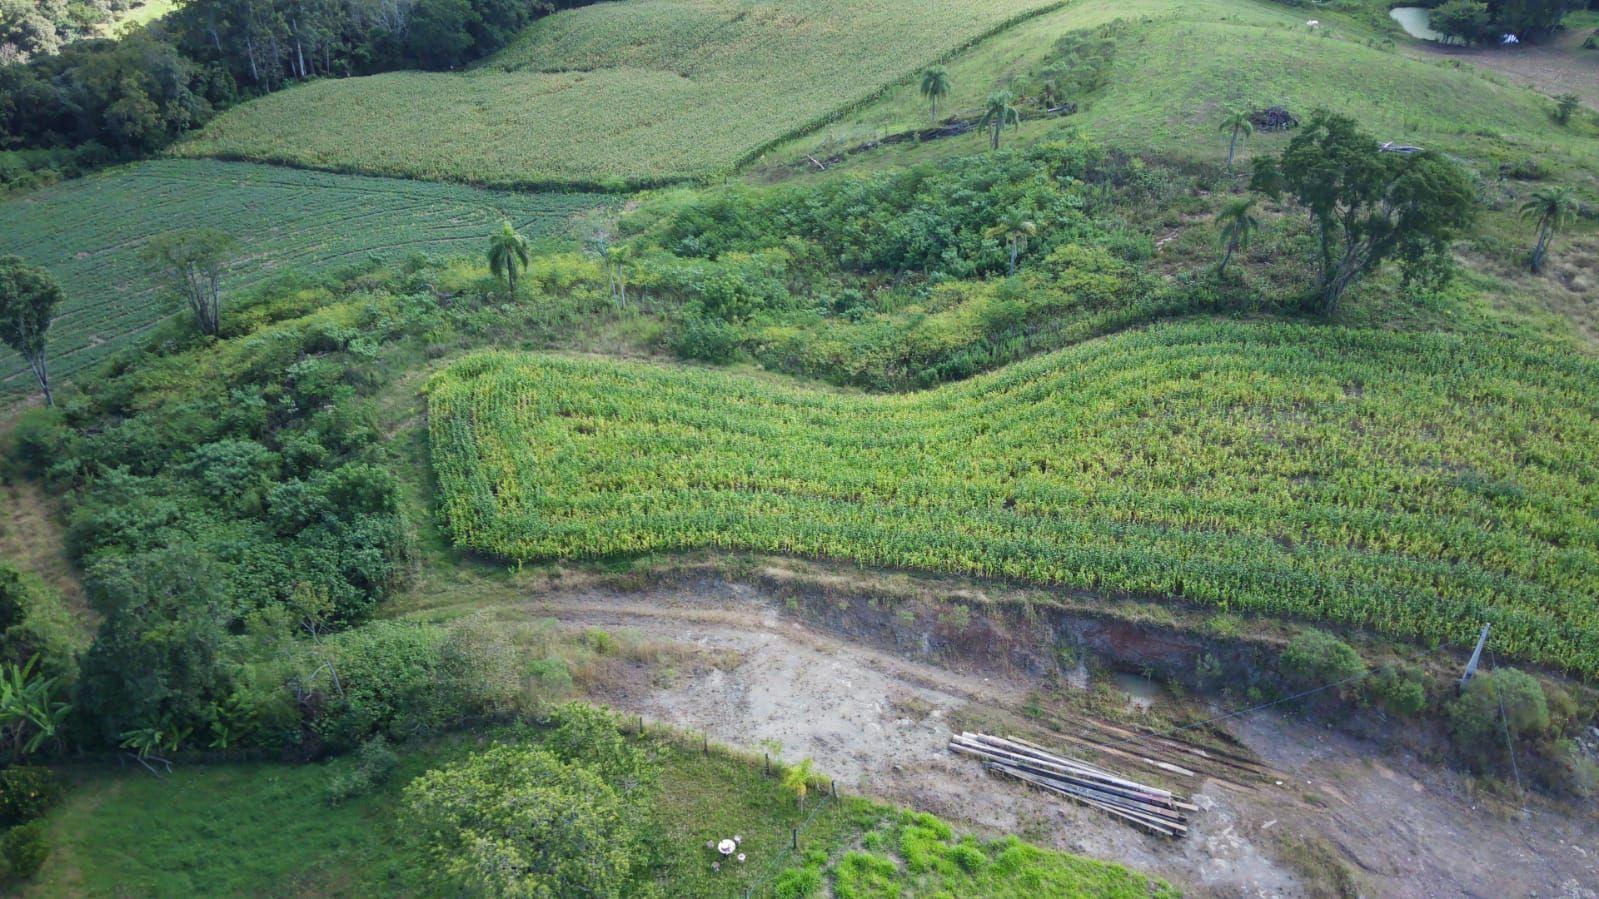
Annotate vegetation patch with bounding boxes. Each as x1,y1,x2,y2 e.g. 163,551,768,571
427,323,1599,677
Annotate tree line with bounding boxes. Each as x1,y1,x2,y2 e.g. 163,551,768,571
1427,0,1594,44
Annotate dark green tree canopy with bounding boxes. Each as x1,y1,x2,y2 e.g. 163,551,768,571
1251,110,1476,314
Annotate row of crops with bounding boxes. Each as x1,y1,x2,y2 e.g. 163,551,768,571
0,159,608,389
174,0,1066,188
427,320,1599,678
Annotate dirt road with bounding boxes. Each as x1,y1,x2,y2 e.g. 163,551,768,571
500,577,1598,898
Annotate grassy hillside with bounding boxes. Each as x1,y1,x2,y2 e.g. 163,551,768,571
0,160,607,390
766,0,1599,190
428,323,1599,677
172,0,1066,188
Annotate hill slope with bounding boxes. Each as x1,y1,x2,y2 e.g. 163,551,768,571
429,322,1599,677
172,0,1065,188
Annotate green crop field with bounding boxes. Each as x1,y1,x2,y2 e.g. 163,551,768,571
429,322,1599,677
0,159,608,390
173,0,1066,188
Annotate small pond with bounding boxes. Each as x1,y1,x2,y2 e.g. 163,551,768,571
1390,6,1443,42
1109,671,1161,712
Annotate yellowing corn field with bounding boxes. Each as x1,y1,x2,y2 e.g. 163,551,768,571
428,321,1599,677
174,0,1066,188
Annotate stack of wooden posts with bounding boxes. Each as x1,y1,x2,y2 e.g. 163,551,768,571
948,733,1194,837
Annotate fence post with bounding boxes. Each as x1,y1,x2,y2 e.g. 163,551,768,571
703,733,709,756
791,828,798,850
831,778,837,798
764,752,770,776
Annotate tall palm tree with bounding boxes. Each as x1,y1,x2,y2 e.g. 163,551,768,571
980,90,1021,151
919,66,951,122
987,208,1039,275
1215,197,1260,276
1520,186,1578,274
1218,107,1255,172
486,220,530,294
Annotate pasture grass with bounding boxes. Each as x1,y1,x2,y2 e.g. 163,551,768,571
427,321,1599,678
28,725,1166,896
0,159,608,390
174,0,1067,188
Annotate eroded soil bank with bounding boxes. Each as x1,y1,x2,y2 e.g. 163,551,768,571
434,567,1599,898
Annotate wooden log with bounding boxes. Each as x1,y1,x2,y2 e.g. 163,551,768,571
951,736,1179,806
989,764,1186,837
949,742,1189,822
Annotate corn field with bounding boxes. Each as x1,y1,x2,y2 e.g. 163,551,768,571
175,0,1066,189
428,321,1599,677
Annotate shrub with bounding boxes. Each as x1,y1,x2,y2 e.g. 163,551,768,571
325,736,401,804
0,821,49,883
1447,668,1549,769
0,768,59,827
312,618,523,751
542,703,653,791
1279,630,1368,695
670,312,742,363
1367,664,1427,717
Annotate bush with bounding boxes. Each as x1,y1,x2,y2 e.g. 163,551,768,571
542,703,653,792
0,821,49,883
1446,668,1549,769
1367,664,1427,717
1279,630,1368,695
4,407,68,479
325,736,401,804
670,312,742,363
0,768,59,827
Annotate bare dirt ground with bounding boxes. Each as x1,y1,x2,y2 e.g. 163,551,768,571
495,577,1599,898
1412,30,1599,109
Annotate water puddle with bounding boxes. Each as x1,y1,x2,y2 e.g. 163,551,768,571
1390,7,1442,42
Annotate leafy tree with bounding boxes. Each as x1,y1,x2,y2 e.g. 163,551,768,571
1553,93,1580,126
486,220,529,295
979,90,1020,151
1487,0,1573,41
1215,197,1259,275
1218,106,1253,172
919,65,950,122
986,208,1038,276
1431,0,1491,44
782,756,817,812
1250,110,1475,315
0,257,62,406
1519,185,1578,273
404,744,639,898
139,228,237,336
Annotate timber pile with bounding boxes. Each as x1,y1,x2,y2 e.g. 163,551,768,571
949,733,1195,837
